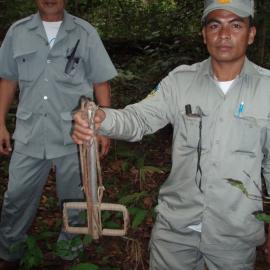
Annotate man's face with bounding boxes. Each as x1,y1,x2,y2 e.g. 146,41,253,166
202,9,256,64
35,0,66,21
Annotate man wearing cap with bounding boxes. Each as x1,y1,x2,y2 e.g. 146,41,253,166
0,0,117,269
72,0,270,269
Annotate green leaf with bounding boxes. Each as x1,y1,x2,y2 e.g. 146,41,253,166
253,211,270,223
225,178,249,196
132,209,148,229
119,191,148,205
103,221,121,229
19,236,43,270
71,236,83,248
102,210,113,222
82,235,92,246
121,160,130,172
128,207,141,215
135,156,145,169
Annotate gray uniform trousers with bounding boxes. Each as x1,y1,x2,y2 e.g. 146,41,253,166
0,151,84,261
149,215,256,270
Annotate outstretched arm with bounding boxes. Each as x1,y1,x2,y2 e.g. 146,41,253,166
73,77,174,144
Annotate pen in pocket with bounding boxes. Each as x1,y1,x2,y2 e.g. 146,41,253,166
236,101,245,117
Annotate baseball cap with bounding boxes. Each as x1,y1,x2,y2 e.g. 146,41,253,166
202,0,255,21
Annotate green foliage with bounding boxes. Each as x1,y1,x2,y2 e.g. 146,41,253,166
0,0,35,34
10,236,43,270
139,165,164,182
225,177,270,223
88,0,203,40
119,191,148,205
0,0,203,41
129,207,148,229
113,143,164,189
253,211,270,223
101,210,122,229
82,234,93,246
54,236,84,258
118,191,150,228
225,178,249,197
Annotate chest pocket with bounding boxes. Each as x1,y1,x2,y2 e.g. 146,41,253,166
53,51,85,86
231,112,268,156
180,111,210,151
14,50,38,81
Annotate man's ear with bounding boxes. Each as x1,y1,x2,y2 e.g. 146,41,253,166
248,26,256,45
202,27,207,44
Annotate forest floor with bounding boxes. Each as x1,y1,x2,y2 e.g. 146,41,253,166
1,128,270,270
1,39,270,269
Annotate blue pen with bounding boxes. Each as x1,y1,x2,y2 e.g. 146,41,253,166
237,101,244,116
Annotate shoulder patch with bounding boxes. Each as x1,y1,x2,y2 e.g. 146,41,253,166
12,15,33,29
72,16,96,34
253,64,270,77
144,84,160,99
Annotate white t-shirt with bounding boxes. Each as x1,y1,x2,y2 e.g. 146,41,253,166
216,79,235,95
42,21,62,48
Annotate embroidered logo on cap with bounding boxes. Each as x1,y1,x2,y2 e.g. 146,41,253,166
217,0,232,4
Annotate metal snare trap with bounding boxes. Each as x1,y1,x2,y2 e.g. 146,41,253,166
63,97,129,240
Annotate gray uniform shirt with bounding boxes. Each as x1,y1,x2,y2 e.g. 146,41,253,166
99,58,270,250
0,11,117,159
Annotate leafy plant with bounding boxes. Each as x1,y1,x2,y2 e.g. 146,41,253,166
10,236,43,270
129,207,148,229
225,176,270,223
119,191,149,206
53,235,87,259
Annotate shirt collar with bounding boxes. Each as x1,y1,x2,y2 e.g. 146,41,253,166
26,10,76,32
198,56,260,79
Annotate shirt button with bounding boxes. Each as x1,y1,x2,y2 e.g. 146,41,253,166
44,78,49,82
47,59,52,64
44,96,48,100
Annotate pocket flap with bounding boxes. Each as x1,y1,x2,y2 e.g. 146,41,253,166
180,107,209,117
16,108,32,120
14,50,37,59
235,105,270,121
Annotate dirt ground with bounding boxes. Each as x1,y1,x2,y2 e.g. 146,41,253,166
1,128,270,270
